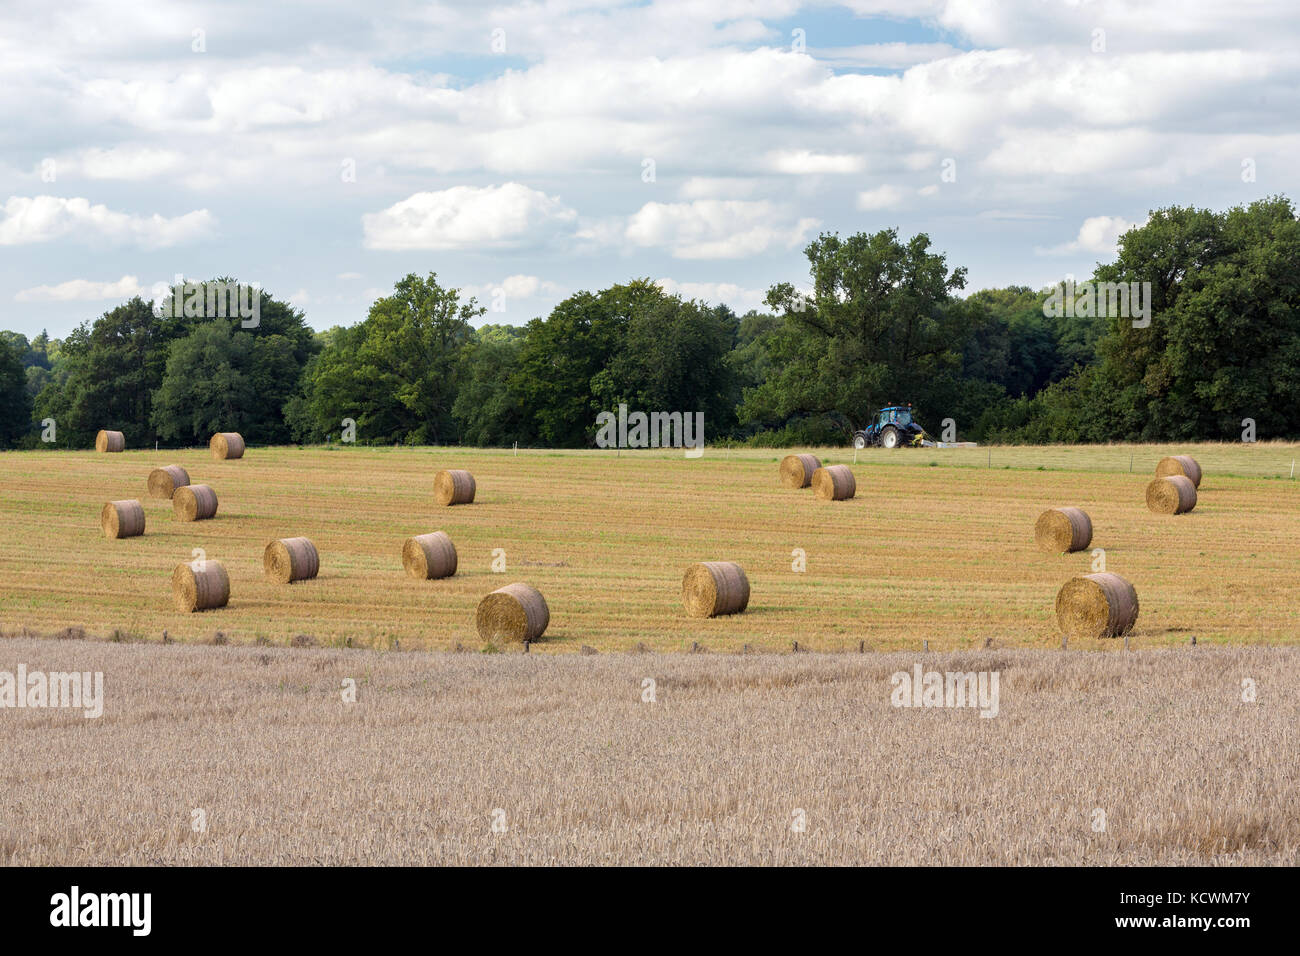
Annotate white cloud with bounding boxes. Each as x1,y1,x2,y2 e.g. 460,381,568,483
625,200,819,259
678,177,761,199
361,183,577,251
982,129,1162,178
14,275,145,302
856,185,904,210
336,271,362,280
502,274,562,298
1039,216,1142,256
814,42,962,69
82,72,214,126
0,196,212,247
3,0,1299,335
979,210,1059,221
459,274,565,301
655,278,769,313
765,150,865,175
934,0,1300,52
62,146,185,180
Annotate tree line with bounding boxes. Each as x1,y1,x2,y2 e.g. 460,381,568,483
2,196,1296,451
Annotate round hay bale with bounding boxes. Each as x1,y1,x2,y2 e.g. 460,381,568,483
1055,572,1139,638
263,537,320,584
101,500,145,539
210,432,245,460
402,531,458,580
173,483,218,521
172,560,230,613
476,583,549,642
811,464,856,501
434,469,476,506
1155,454,1201,488
682,561,750,618
1146,475,1197,514
779,454,822,489
1034,506,1093,553
147,465,190,499
95,430,125,453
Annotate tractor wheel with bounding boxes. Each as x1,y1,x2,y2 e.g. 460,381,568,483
881,426,901,449
852,432,867,450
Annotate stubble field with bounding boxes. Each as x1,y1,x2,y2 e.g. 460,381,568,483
2,443,1296,865
1,639,1295,865
0,442,1297,652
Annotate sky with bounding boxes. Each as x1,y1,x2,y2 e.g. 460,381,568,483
1,0,1297,339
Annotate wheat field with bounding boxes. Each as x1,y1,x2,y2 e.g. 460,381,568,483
0,637,1294,865
0,442,1297,651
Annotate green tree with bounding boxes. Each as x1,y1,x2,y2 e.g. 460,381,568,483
452,331,528,446
1102,198,1300,439
508,279,740,447
148,284,317,445
298,273,481,444
45,297,183,447
0,336,31,448
739,229,971,439
1017,197,1300,442
510,285,640,447
594,296,739,435
151,322,257,443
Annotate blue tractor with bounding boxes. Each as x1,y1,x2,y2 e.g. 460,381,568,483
851,405,927,449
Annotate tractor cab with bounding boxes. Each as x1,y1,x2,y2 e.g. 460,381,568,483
878,406,913,428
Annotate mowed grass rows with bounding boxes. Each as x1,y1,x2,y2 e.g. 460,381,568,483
1,443,1298,651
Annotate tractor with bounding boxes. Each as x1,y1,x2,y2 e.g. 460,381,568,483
851,405,977,449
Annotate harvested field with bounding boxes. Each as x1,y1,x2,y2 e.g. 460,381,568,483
0,637,1294,865
0,443,1297,651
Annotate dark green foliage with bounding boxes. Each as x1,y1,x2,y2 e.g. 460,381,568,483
6,198,1299,448
999,197,1300,442
737,229,972,441
0,335,30,448
294,273,480,445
